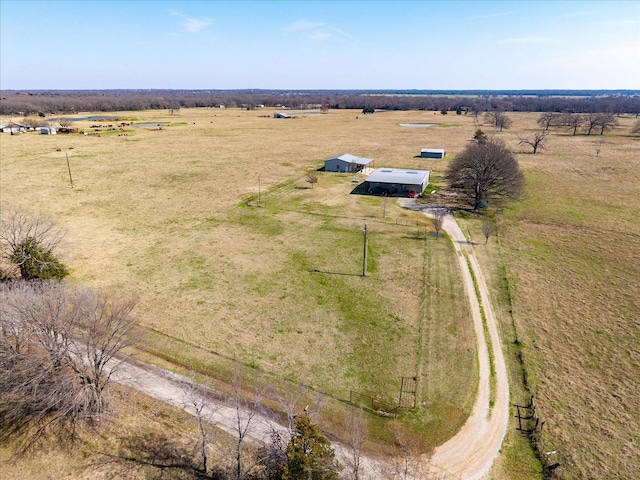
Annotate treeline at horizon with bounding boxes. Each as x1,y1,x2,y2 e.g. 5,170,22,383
1,89,639,116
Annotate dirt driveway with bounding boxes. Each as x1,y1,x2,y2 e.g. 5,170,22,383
401,200,510,479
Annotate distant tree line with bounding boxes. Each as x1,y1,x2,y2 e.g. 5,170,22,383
1,89,639,116
536,112,619,135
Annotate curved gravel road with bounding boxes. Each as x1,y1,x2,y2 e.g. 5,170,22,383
402,201,510,480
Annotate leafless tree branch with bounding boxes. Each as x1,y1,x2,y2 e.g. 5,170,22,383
0,281,138,451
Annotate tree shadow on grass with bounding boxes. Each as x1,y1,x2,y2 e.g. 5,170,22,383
88,431,226,479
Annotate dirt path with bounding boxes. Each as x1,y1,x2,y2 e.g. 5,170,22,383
110,202,509,479
401,201,510,479
109,359,384,477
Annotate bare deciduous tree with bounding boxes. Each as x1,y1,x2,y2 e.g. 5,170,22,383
261,428,288,480
518,130,549,154
306,174,319,189
596,113,617,135
0,206,68,280
272,383,307,437
343,407,368,480
482,220,494,244
0,282,138,450
561,113,584,136
445,138,524,210
22,116,46,129
584,112,601,135
229,367,264,480
595,138,605,157
388,422,430,480
58,119,73,128
431,210,446,239
631,119,640,134
484,111,512,131
179,377,221,474
537,112,562,131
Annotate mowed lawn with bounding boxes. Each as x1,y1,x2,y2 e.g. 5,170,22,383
0,108,477,451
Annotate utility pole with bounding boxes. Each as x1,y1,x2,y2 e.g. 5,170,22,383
362,223,368,277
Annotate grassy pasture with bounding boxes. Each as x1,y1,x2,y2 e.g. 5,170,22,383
0,108,477,454
2,107,638,479
459,113,640,479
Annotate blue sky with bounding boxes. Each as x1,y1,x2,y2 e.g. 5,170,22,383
1,1,638,90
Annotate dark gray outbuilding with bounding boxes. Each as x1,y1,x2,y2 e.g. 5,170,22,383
365,168,431,196
420,148,446,159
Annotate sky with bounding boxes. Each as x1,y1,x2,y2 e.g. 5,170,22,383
1,0,639,90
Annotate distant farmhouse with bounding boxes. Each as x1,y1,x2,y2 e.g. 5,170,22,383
420,148,446,159
324,153,374,173
0,122,27,134
365,168,430,197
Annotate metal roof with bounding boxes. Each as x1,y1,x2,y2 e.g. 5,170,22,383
421,148,445,153
328,153,373,165
366,168,430,185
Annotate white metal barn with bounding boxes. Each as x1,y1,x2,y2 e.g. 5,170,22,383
324,153,374,173
0,122,27,134
365,168,431,196
420,148,446,159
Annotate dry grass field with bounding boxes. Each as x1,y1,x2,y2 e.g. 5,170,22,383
1,107,638,479
494,115,639,480
0,384,253,479
0,108,479,465
458,113,640,479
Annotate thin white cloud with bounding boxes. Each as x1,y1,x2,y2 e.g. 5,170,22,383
286,19,327,32
328,27,353,41
497,37,551,45
171,11,212,34
285,19,353,42
183,17,212,33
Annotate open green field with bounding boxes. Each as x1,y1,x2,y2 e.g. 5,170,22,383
2,107,638,479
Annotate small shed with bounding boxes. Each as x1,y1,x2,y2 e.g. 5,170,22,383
365,168,430,196
324,153,374,173
41,126,57,135
273,112,291,119
420,148,446,159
